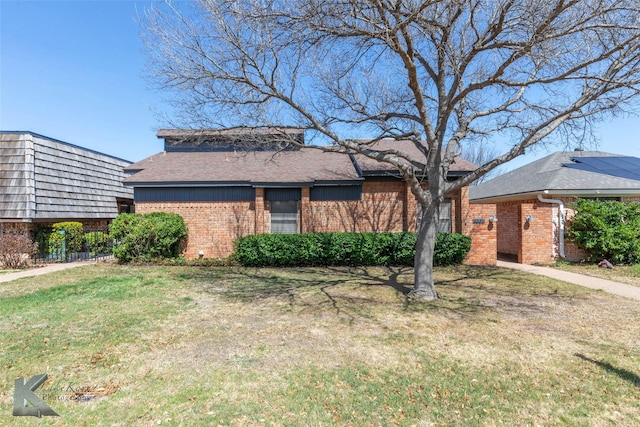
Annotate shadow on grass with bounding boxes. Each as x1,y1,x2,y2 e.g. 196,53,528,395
174,264,579,321
575,353,640,388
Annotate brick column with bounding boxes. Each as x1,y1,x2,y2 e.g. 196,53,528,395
463,203,497,265
518,200,554,265
255,188,265,234
300,187,310,233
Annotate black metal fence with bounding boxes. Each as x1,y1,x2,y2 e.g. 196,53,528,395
32,231,115,263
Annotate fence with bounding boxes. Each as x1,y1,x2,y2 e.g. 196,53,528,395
33,231,115,263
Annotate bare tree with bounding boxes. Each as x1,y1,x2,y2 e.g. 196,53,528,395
460,141,501,185
142,0,640,300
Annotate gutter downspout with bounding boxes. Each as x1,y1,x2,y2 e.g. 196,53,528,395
537,193,566,258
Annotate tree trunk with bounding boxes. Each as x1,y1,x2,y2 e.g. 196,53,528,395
409,201,439,301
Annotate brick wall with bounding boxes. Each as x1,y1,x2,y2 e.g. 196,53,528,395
518,199,555,264
134,201,255,258
135,182,495,265
0,222,33,237
463,203,497,265
305,181,405,233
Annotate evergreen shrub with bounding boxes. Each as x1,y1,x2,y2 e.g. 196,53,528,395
567,199,640,264
233,232,471,267
110,212,188,262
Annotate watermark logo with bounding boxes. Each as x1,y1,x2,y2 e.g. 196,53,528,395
13,374,59,418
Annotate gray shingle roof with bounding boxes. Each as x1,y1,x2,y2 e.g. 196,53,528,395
470,151,640,202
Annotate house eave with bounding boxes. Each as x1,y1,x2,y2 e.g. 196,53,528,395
124,181,252,188
470,188,640,203
126,179,364,188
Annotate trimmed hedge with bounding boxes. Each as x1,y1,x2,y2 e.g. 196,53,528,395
233,232,471,267
110,212,188,262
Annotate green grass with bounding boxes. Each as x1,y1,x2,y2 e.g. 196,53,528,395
1,264,639,426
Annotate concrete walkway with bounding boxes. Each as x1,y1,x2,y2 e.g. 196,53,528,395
0,261,95,283
497,260,640,301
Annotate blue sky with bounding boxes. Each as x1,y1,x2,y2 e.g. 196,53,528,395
1,0,639,168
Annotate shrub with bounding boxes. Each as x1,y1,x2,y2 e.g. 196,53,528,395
567,199,640,264
84,231,112,256
0,234,37,269
233,232,470,267
48,222,84,257
433,232,472,266
110,212,188,262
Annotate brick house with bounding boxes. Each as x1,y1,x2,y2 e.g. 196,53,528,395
124,129,496,264
470,151,640,264
0,131,134,236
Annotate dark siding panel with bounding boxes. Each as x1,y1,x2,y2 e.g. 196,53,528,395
135,187,255,202
363,175,402,182
265,188,301,201
310,185,362,201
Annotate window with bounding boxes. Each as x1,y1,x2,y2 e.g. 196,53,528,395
270,201,298,234
416,199,452,233
438,199,452,233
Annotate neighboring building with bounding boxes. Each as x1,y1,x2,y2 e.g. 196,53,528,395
124,129,496,264
0,131,134,235
470,150,640,264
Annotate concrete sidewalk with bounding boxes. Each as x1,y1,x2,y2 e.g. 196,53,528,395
0,261,95,283
497,260,640,301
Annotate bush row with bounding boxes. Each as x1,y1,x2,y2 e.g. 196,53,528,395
233,232,471,267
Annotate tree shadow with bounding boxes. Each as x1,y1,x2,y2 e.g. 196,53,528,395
177,264,580,322
575,353,640,388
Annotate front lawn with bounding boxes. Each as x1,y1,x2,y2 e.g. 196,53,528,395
1,265,639,426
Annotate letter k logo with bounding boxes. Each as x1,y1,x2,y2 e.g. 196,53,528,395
13,374,59,417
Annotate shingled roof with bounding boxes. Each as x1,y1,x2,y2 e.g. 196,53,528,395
124,132,477,187
350,139,477,176
124,148,362,186
470,151,640,202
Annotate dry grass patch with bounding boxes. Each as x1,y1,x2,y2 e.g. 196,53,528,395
554,262,640,287
1,264,639,426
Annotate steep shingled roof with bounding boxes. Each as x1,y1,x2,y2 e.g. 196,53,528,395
470,151,640,202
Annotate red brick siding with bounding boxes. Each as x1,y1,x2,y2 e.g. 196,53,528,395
518,200,554,264
134,201,255,258
463,203,497,265
305,181,405,233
